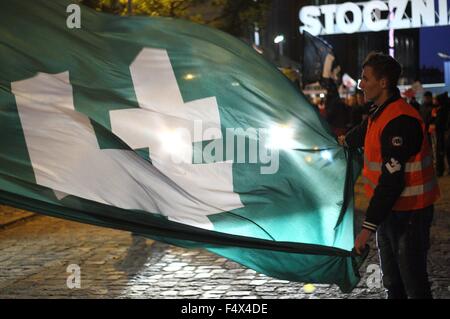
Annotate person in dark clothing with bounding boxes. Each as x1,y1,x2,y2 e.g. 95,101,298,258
320,78,350,136
433,92,449,176
356,90,371,122
327,98,350,136
347,93,365,130
409,96,420,112
339,52,440,299
420,91,434,133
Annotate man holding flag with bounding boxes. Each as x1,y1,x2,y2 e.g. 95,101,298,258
340,52,440,299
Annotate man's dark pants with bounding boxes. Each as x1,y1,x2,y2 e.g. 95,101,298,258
376,205,434,299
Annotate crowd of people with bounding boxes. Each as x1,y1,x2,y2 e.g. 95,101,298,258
312,90,450,176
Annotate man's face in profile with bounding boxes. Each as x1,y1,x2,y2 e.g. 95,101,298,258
359,66,384,103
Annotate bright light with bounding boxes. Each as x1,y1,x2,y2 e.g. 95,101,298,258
254,27,260,46
303,284,316,294
184,73,195,80
266,125,295,150
320,150,333,161
319,93,325,98
160,129,189,158
274,35,285,44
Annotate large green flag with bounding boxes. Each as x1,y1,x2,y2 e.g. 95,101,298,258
0,0,364,292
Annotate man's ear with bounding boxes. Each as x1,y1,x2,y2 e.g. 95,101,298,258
380,78,388,89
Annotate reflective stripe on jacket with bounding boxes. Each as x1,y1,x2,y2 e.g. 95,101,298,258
363,98,440,211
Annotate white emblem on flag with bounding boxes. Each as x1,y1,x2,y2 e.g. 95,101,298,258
12,50,244,231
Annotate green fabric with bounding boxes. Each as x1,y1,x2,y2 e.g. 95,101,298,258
0,0,364,292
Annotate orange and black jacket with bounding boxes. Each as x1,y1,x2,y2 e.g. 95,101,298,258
344,89,439,232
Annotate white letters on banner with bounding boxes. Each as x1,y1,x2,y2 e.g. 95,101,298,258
300,0,450,35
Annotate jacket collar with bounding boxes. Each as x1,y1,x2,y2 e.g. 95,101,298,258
368,88,401,121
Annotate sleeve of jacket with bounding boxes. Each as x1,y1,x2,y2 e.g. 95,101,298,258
362,115,423,232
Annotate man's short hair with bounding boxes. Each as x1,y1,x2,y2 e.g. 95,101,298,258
362,52,402,92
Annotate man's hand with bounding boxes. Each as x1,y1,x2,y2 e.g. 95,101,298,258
354,228,373,255
338,135,348,147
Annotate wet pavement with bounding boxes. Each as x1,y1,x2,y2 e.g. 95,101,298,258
0,176,449,299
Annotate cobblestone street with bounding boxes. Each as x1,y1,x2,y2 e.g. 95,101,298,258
1,176,449,299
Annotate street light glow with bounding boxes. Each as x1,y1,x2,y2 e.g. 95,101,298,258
184,73,195,80
274,35,284,44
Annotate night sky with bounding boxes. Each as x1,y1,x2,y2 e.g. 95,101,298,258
419,0,450,71
420,25,450,70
